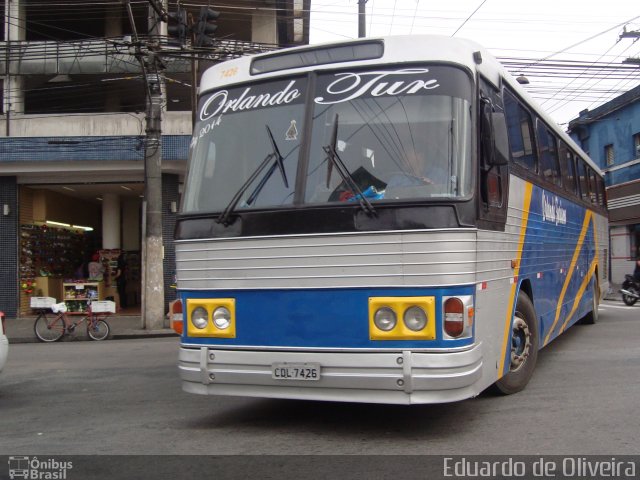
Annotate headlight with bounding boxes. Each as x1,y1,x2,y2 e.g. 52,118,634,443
403,306,427,331
212,306,231,329
374,307,397,331
191,306,208,329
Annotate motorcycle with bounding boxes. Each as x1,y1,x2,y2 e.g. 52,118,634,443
620,275,640,306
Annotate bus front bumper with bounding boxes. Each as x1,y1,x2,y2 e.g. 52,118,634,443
178,343,483,405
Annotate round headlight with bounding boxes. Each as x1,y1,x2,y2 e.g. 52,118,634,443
404,306,427,331
191,306,208,329
374,307,397,331
213,306,231,329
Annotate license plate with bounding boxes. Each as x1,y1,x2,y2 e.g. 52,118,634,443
272,363,321,381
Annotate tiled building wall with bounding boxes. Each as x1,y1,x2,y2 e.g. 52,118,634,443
0,177,18,318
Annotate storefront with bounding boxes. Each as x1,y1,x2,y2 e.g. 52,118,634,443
0,143,183,319
17,183,144,316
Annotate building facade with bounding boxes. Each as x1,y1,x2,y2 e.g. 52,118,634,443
568,85,640,284
0,0,309,318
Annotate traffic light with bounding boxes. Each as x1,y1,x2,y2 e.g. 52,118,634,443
194,6,219,47
167,8,187,46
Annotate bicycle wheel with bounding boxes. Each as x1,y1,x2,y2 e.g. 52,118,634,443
34,313,65,342
87,319,110,341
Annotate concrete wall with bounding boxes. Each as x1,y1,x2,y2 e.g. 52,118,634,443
0,111,192,137
252,7,277,44
610,225,636,284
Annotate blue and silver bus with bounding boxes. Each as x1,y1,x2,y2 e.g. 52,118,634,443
176,35,608,404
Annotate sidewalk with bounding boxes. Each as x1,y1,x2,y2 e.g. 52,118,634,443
604,282,622,302
4,314,178,344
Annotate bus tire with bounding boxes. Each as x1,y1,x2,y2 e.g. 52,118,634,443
493,293,539,395
580,278,599,325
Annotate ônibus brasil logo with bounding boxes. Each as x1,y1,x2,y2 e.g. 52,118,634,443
8,456,73,480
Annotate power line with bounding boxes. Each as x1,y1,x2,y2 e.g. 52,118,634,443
450,0,487,37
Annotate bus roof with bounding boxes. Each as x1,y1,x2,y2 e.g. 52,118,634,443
199,35,602,176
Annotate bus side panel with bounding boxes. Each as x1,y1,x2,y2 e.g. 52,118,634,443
492,176,606,375
476,175,530,384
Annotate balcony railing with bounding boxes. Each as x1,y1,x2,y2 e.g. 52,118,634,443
0,38,279,76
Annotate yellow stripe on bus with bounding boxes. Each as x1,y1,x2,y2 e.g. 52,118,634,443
559,258,598,333
499,182,532,379
544,210,592,346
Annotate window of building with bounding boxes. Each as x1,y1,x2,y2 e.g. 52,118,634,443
605,144,614,166
503,89,537,172
634,133,640,159
536,119,561,186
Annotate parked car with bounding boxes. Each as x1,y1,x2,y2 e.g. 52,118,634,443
0,313,8,373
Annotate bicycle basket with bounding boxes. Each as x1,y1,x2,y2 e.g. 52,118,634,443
91,300,116,313
30,297,56,309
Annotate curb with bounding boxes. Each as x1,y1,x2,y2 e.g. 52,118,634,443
111,330,179,340
8,330,178,344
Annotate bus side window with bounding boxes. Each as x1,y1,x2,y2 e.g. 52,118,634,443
478,79,509,231
576,160,589,203
558,142,578,195
503,89,537,172
587,167,598,205
597,176,606,207
536,120,561,186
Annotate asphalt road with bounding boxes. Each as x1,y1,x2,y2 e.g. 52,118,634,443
1,299,639,458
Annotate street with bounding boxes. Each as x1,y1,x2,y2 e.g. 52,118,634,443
1,300,639,457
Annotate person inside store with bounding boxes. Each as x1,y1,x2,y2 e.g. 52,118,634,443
114,252,128,309
87,253,105,281
73,260,87,280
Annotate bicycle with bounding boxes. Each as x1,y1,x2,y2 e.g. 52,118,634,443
33,301,112,342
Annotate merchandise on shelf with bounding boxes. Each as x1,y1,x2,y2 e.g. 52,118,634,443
62,282,104,314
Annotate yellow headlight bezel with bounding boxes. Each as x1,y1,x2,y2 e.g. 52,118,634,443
186,298,236,338
369,296,436,340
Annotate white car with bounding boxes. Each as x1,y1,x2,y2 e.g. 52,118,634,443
0,315,8,373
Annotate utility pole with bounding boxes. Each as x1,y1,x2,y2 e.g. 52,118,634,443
125,0,221,328
358,0,367,38
142,2,166,330
126,0,166,330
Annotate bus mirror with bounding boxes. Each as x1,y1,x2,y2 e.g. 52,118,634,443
490,112,509,166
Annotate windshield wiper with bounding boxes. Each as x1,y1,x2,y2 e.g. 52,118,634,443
322,113,376,215
246,126,289,205
216,125,289,226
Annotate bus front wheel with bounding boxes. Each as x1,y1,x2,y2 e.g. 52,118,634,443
494,293,539,395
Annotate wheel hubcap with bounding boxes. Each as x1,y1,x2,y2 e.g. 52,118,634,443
510,315,531,372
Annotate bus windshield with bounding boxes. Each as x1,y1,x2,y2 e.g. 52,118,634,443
183,65,472,215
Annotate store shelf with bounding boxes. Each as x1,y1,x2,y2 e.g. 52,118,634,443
63,282,104,314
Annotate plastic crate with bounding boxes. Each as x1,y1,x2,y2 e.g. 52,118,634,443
91,300,116,313
30,297,56,309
